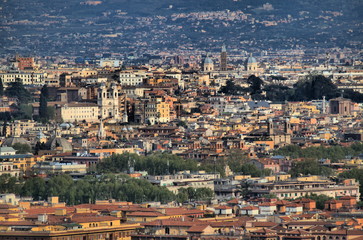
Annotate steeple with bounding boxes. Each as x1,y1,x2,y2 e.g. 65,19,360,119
284,118,291,134
220,44,227,71
267,119,274,135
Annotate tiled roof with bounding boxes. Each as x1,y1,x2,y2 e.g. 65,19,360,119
186,224,210,233
127,211,163,217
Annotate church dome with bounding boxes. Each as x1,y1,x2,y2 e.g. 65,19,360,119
246,56,257,64
204,57,213,64
45,136,72,153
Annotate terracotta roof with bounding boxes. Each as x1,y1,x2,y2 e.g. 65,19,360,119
0,204,17,209
286,221,328,226
326,229,363,236
0,221,37,226
72,215,118,223
127,211,163,217
164,208,204,216
143,219,196,227
25,207,76,215
308,225,328,231
241,206,259,210
259,202,276,207
215,205,232,210
251,228,277,234
187,224,210,233
286,229,310,235
251,222,277,227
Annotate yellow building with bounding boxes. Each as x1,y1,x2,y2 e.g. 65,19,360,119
0,154,40,177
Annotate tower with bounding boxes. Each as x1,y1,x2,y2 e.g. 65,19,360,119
203,53,214,72
267,119,274,135
220,44,227,71
284,118,291,134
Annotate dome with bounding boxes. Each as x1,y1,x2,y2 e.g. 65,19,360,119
60,122,74,129
45,136,72,153
204,57,213,64
246,56,257,64
2,137,30,147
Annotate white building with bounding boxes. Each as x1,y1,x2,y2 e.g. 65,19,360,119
97,83,120,120
119,72,145,86
55,102,99,123
0,72,45,86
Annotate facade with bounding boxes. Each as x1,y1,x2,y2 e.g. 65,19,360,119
98,83,121,120
329,97,352,115
119,72,145,86
0,72,45,86
0,154,38,177
144,99,171,124
32,162,87,174
203,55,214,72
15,56,35,70
249,178,360,200
55,102,99,122
245,55,258,72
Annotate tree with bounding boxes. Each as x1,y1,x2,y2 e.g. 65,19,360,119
0,174,18,194
289,159,333,177
339,169,363,200
39,85,49,122
0,78,4,96
20,177,47,200
195,188,214,201
247,75,263,95
2,120,7,136
226,149,249,173
220,80,246,95
293,74,338,101
301,194,332,210
5,78,32,104
12,143,31,154
237,163,271,177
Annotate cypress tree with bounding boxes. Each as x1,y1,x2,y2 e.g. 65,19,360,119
0,78,4,96
39,85,49,122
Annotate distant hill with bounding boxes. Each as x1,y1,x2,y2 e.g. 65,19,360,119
1,0,362,56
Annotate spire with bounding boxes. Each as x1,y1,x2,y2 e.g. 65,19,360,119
221,44,226,52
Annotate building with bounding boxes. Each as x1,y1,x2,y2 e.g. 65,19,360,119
15,56,35,70
0,72,45,87
203,54,214,72
32,162,87,174
329,97,352,115
220,44,227,71
119,72,145,86
55,102,99,123
245,55,258,72
98,83,121,121
248,177,360,201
